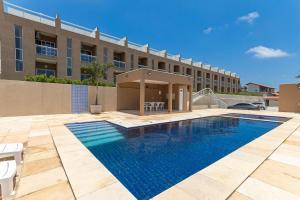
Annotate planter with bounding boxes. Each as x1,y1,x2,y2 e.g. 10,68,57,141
90,105,102,114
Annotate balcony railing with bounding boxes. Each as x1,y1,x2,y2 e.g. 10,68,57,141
138,64,148,68
157,68,167,72
4,1,55,27
113,60,126,71
36,68,56,77
36,44,57,57
197,77,202,82
214,80,218,85
221,81,225,86
205,78,211,83
80,54,96,63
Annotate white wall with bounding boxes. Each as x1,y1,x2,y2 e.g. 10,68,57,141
247,84,260,93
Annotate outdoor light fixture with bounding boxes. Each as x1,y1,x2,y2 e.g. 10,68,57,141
147,72,152,76
158,90,162,95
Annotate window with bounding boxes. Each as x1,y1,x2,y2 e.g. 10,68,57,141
130,54,134,69
103,47,108,64
66,38,72,76
15,25,23,72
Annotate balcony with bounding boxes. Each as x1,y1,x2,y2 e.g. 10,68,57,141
214,80,218,85
36,44,57,57
113,60,126,71
221,81,225,86
138,64,148,68
36,68,56,76
197,77,202,82
81,54,96,63
205,78,211,83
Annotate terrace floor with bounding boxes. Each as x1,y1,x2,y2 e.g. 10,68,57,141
0,109,299,200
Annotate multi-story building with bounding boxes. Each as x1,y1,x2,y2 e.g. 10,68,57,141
0,1,240,93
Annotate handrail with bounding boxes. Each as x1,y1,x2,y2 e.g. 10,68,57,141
192,88,228,108
4,1,55,20
36,44,57,57
61,20,94,32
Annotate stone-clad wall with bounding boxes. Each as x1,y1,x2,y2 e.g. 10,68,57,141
279,84,300,113
0,79,117,116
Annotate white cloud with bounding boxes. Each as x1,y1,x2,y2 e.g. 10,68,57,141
203,27,213,34
238,12,260,24
246,46,290,58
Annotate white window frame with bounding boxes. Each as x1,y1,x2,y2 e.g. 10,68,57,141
15,25,23,72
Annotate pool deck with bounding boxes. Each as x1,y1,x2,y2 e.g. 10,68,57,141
0,109,299,200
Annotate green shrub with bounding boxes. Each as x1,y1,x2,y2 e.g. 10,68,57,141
24,75,114,87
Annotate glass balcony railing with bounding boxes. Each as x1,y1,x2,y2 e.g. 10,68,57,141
197,77,202,81
113,60,126,71
36,68,56,77
80,54,96,63
138,64,148,68
36,44,57,57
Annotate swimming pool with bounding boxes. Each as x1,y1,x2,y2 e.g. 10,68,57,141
66,116,282,200
222,113,290,122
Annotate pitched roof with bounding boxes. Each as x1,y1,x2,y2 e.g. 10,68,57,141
246,82,275,89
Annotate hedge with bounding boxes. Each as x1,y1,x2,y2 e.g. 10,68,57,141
24,75,115,87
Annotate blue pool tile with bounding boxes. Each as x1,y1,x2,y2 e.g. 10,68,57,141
66,116,282,200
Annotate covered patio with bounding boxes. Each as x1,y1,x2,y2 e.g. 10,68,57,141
116,68,193,115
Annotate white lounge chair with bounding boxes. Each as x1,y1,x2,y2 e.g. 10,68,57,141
0,143,23,164
0,161,17,199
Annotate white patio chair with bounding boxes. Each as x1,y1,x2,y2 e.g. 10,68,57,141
159,102,165,111
0,161,17,199
0,143,23,165
150,102,155,112
153,102,159,111
144,102,151,112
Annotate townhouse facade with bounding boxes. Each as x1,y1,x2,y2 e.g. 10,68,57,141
0,1,240,93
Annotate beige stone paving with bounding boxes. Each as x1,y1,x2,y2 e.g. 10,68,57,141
0,109,298,199
232,119,300,200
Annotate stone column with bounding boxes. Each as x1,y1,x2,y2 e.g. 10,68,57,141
168,83,173,113
183,85,188,112
189,84,193,111
139,79,145,115
0,0,4,17
55,15,66,77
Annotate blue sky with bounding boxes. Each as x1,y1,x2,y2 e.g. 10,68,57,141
8,0,300,89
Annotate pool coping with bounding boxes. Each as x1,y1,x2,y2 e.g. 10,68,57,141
50,110,300,199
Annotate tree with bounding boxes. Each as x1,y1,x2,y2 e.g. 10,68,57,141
297,74,300,79
81,62,113,105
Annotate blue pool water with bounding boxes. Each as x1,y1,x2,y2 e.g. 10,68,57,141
223,113,290,122
66,116,282,200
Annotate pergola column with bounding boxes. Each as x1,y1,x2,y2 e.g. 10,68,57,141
183,85,188,112
139,79,145,115
189,84,193,111
168,83,173,113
